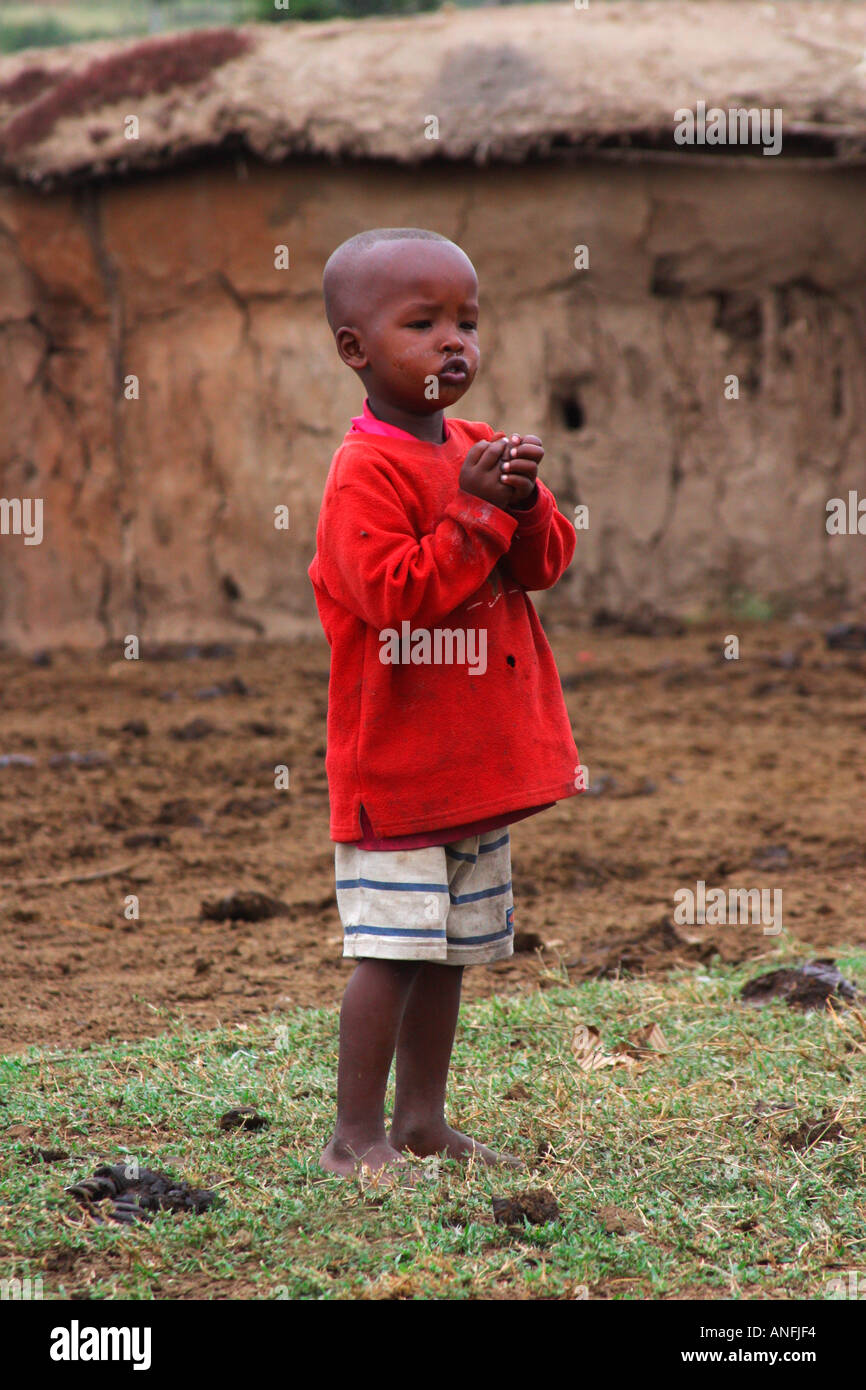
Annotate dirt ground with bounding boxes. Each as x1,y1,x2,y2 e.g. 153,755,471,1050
1,618,864,1055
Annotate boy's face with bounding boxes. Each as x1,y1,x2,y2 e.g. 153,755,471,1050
335,242,480,413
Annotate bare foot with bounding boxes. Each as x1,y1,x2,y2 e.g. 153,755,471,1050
319,1137,422,1187
389,1123,523,1168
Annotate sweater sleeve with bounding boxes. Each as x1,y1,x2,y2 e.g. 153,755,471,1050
499,479,577,591
317,471,519,629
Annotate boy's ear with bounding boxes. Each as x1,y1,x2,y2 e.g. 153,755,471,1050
335,327,368,369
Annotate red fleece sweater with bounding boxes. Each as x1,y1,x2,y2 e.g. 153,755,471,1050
307,417,582,842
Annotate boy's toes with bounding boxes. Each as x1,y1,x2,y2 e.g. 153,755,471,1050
471,1142,523,1169
392,1124,524,1168
497,1150,524,1169
357,1160,425,1193
320,1137,417,1183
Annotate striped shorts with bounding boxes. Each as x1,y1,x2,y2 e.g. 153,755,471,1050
335,828,515,966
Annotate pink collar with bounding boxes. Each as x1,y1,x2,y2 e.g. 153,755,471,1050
350,397,450,443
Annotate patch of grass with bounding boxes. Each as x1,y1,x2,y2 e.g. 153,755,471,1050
1,954,865,1301
727,589,776,623
0,16,76,55
0,3,245,54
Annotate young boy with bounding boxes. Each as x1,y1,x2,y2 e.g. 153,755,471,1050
307,227,583,1181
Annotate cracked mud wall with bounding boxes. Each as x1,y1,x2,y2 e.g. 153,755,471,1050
1,156,864,649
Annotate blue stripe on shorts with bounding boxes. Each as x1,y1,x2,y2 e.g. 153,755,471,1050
450,880,512,905
344,923,447,939
336,877,449,893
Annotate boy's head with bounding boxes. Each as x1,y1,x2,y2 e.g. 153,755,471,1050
322,228,480,416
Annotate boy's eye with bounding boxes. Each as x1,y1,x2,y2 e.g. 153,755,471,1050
405,318,477,331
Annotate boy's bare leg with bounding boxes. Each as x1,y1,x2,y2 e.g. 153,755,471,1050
320,957,422,1178
388,962,521,1167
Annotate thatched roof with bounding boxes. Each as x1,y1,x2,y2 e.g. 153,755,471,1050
1,1,866,186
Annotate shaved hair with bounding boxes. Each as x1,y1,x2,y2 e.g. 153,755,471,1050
322,227,464,332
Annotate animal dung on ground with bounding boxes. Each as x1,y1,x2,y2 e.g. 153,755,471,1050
492,1188,560,1227
48,751,110,769
513,930,545,953
219,796,275,819
780,1109,846,1152
740,958,857,1011
824,622,866,651
22,1145,69,1165
762,649,803,670
748,843,791,870
194,676,249,699
170,717,217,741
66,1163,217,1224
123,831,170,849
120,719,149,736
591,604,684,637
243,720,281,737
502,1082,531,1101
582,773,657,798
201,891,289,922
156,798,203,827
148,642,236,662
595,1204,645,1235
569,912,741,982
218,1106,269,1132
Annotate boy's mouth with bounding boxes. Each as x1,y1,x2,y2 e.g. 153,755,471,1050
438,357,469,385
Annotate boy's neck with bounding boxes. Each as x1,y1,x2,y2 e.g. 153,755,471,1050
365,394,447,444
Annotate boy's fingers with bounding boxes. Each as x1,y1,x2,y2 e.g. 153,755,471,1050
499,476,536,494
480,439,510,469
500,480,537,497
466,439,493,464
509,443,543,462
499,459,538,479
465,440,502,473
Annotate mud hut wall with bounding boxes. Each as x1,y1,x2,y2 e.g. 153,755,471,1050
1,156,864,649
